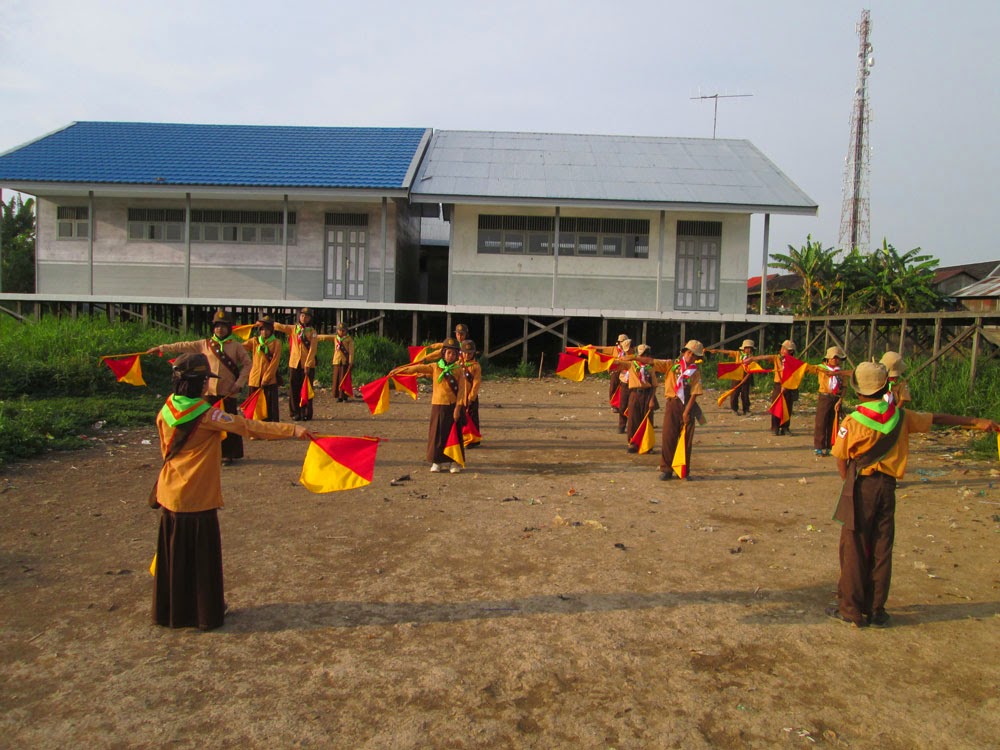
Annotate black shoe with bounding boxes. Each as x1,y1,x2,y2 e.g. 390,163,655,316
617,427,626,434
825,605,866,628
292,415,302,421
868,611,891,628
626,444,638,453
658,472,672,481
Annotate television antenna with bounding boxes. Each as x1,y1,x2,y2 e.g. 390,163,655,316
690,92,753,138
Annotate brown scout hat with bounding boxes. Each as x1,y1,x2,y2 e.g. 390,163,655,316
682,340,706,357
740,339,756,349
172,353,219,379
212,309,233,325
825,346,847,360
851,361,889,397
880,351,906,377
441,337,461,351
455,323,469,334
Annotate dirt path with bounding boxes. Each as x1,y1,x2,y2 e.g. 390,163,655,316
1,379,998,749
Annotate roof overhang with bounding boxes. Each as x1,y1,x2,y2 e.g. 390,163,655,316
0,181,410,201
409,193,817,216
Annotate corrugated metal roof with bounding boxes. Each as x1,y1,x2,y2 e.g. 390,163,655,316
952,272,1000,298
411,130,817,213
0,122,431,189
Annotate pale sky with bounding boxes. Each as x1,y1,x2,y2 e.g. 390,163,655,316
1,0,997,270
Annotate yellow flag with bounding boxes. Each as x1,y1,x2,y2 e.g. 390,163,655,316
149,553,157,577
671,425,688,479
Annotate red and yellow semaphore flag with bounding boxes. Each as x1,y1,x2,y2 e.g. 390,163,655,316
301,376,315,404
769,391,791,425
231,324,255,342
630,412,655,454
671,425,688,479
390,374,419,400
443,423,465,467
610,385,622,410
239,388,268,420
462,417,482,446
360,376,391,415
101,353,146,387
555,351,587,382
339,368,353,398
587,348,615,374
408,345,433,363
299,435,381,493
778,354,808,390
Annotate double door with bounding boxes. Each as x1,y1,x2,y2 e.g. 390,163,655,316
325,224,367,299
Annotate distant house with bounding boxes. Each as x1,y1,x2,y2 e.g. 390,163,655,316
409,130,816,318
746,273,801,313
952,266,1000,312
0,122,816,320
933,261,1000,298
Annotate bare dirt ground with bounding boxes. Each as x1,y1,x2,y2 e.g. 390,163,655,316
1,378,999,749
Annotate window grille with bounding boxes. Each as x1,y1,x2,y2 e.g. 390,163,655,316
325,213,369,226
677,221,722,237
477,214,649,258
57,206,89,239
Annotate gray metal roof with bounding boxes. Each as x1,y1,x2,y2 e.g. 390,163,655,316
411,130,817,215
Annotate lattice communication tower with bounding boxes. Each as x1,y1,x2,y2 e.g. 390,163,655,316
839,9,874,252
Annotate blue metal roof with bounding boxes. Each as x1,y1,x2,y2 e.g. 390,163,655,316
0,122,430,189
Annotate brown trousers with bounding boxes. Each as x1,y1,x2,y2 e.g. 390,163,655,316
837,471,896,623
814,393,840,450
659,398,695,475
625,387,655,443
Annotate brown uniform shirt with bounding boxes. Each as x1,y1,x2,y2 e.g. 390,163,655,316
831,408,934,478
155,407,296,512
394,362,467,406
613,357,658,390
806,364,852,396
243,335,282,387
159,338,250,398
274,322,318,368
462,361,482,402
652,359,704,402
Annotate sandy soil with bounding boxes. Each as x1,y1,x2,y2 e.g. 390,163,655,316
1,378,998,749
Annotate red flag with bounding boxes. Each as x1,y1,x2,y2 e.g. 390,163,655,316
779,354,808,389
408,345,432,363
299,435,381,493
555,352,586,382
610,385,621,410
769,392,790,425
300,375,314,404
360,376,391,415
101,354,146,386
629,413,655,454
463,417,482,446
671,425,688,479
391,374,419,400
443,422,465,466
231,324,255,341
339,368,353,398
239,388,268,420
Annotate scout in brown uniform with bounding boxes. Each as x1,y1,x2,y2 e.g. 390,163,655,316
317,322,355,402
879,351,912,405
148,309,252,464
827,362,997,628
460,339,483,446
614,344,658,452
390,337,468,474
243,314,282,422
806,346,854,457
707,339,757,415
652,340,705,480
152,353,312,630
594,335,634,431
421,323,471,362
274,308,318,421
751,339,800,436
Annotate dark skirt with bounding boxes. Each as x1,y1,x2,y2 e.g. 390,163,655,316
427,404,464,464
465,397,481,444
220,397,244,459
625,387,655,442
262,383,280,422
332,364,351,400
289,366,315,420
153,508,225,631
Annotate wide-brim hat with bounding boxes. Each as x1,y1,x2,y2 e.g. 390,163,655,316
441,337,461,351
460,339,477,353
455,323,469,334
620,338,633,350
299,307,313,317
780,339,796,352
636,344,651,357
257,314,275,328
212,309,233,325
616,333,629,343
683,339,706,357
335,321,347,331
825,346,847,360
880,351,906,377
740,339,756,349
172,353,219,379
851,362,889,397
